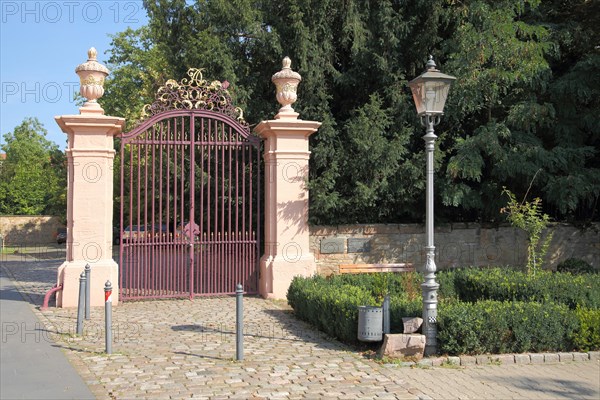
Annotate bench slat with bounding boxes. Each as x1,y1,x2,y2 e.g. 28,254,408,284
339,263,414,274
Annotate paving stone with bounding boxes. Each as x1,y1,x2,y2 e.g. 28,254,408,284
558,352,574,362
476,355,492,365
446,356,461,366
573,352,589,362
529,354,544,364
460,356,477,366
588,351,600,361
3,257,600,400
514,354,531,364
544,353,560,363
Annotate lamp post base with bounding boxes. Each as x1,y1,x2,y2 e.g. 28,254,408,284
422,278,440,356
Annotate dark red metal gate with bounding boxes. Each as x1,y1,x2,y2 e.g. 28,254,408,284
118,70,261,300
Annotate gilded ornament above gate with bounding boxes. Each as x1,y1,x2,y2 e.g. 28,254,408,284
141,68,248,130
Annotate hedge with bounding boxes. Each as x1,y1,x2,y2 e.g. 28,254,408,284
573,306,600,352
287,273,599,354
287,275,421,343
446,268,600,309
437,300,578,355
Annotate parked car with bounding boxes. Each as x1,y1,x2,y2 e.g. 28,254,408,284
122,224,168,242
56,228,67,244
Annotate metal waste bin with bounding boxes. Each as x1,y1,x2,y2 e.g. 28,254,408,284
357,305,383,342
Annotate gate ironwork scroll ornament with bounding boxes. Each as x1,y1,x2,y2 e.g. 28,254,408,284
119,68,260,300
140,68,247,128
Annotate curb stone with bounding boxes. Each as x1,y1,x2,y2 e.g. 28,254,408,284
411,351,596,368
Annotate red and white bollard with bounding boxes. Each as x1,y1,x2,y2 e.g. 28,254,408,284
104,280,112,354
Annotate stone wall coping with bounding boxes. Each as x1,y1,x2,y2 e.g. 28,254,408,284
310,222,599,234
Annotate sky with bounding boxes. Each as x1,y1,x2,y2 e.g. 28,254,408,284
1,0,149,150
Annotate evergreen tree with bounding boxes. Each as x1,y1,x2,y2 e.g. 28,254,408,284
101,0,599,224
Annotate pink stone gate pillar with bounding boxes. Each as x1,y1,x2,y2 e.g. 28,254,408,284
255,58,321,298
55,48,124,307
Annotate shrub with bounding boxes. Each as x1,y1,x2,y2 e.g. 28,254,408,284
450,268,600,309
437,270,458,300
287,275,421,342
572,306,600,352
557,258,596,274
501,186,553,275
287,275,376,342
437,300,578,355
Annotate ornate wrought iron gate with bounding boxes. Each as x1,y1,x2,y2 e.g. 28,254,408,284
118,70,261,300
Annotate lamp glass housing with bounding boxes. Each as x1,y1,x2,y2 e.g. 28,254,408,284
408,71,456,116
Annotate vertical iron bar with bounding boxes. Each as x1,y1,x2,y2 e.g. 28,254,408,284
207,122,212,294
189,115,196,299
151,126,156,297
119,139,125,299
199,118,205,294
166,120,172,296
158,122,164,296
181,116,185,295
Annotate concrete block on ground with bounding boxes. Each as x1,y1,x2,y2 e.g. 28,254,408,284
573,352,589,362
514,354,530,364
460,356,476,366
588,351,600,361
493,354,515,364
430,357,446,367
379,334,426,360
476,355,492,365
447,356,460,366
402,317,423,334
544,353,560,363
417,359,433,367
558,352,574,362
529,354,544,364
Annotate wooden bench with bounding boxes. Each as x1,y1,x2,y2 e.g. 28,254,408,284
339,263,414,274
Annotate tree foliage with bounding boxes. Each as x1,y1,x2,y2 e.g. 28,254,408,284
100,0,599,225
0,118,66,217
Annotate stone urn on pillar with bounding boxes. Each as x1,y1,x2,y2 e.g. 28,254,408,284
272,56,301,119
254,58,321,299
54,48,124,307
75,47,109,114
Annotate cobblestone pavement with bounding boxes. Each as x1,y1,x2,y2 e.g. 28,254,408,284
1,256,599,400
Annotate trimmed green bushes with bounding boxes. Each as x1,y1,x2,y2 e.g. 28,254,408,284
287,268,600,355
449,268,600,309
573,307,600,351
287,274,421,343
437,301,578,355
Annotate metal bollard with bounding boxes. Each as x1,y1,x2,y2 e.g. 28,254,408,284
235,283,243,361
84,264,91,320
104,280,112,354
383,295,390,334
76,271,86,335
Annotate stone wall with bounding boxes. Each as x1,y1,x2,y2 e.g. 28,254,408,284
0,215,64,245
310,223,599,275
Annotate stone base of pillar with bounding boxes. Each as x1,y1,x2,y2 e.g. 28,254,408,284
259,254,316,299
56,260,119,307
